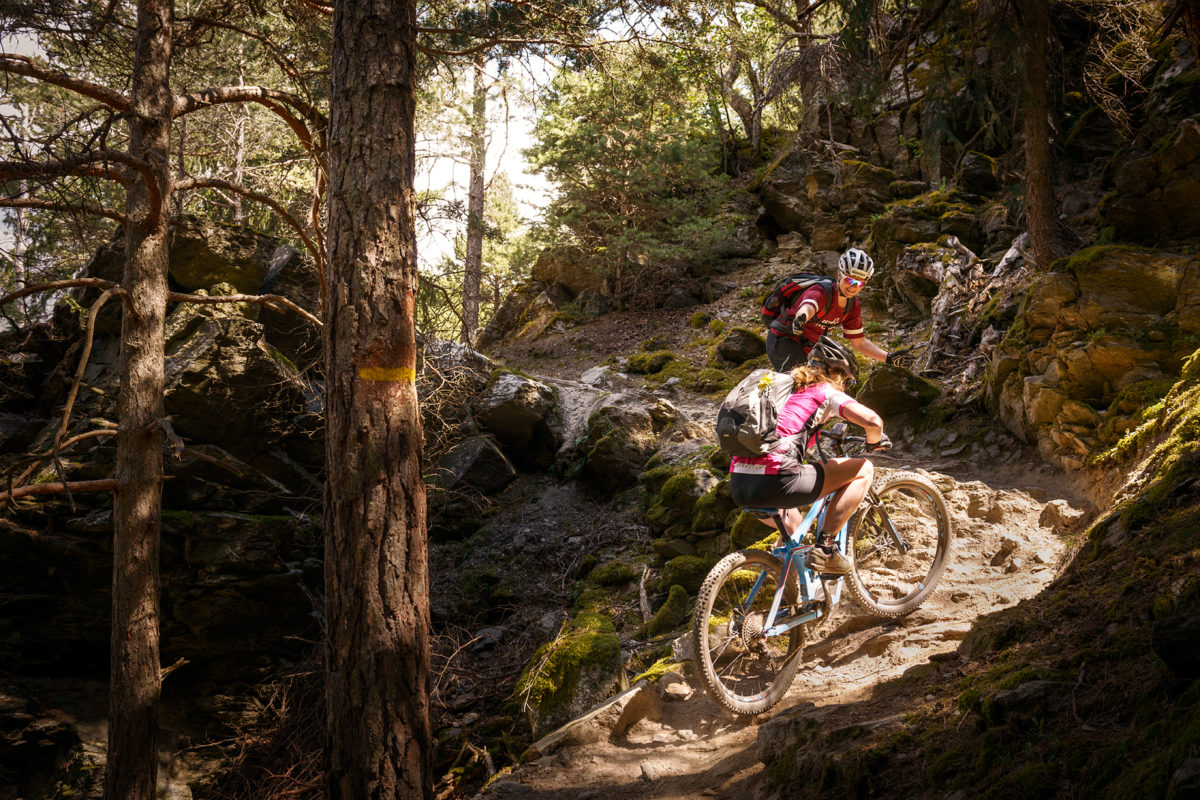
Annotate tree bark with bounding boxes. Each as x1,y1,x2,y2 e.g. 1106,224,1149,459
1016,0,1074,266
462,51,486,345
105,0,172,798
325,0,432,796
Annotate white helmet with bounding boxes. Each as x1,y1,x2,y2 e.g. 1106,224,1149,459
838,248,875,280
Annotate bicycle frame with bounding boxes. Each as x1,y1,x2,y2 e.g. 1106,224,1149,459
743,493,848,639
739,428,913,641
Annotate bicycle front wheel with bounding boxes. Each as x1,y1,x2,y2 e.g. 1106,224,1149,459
691,549,804,715
847,471,952,617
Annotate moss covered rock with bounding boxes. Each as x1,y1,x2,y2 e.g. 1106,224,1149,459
730,511,774,549
626,351,676,375
856,366,941,421
716,328,766,364
516,610,623,738
639,584,690,638
656,554,716,595
691,482,737,533
580,400,663,492
589,560,635,586
659,468,721,514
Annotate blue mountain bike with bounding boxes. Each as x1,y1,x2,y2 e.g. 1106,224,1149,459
691,424,952,715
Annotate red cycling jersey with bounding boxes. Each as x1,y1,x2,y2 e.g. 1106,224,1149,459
778,284,864,345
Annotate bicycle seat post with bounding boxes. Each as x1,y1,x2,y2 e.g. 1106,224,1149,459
771,512,789,542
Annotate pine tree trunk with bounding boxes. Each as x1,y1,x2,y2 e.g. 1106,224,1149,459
325,0,432,796
1018,0,1073,266
105,0,172,797
462,52,486,345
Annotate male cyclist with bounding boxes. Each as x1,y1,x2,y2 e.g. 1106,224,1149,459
765,248,913,372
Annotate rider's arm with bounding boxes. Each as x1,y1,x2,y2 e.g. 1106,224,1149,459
839,400,884,445
849,336,888,363
789,286,824,334
789,297,819,334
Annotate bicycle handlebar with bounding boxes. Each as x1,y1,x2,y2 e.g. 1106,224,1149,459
812,422,876,460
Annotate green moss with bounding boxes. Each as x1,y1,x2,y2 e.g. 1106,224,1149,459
688,311,712,328
626,350,676,374
572,587,612,612
589,561,635,586
630,656,679,684
881,188,976,221
730,511,779,549
691,484,735,532
689,366,737,394
638,584,690,637
637,465,678,495
659,469,712,510
657,554,715,594
708,318,727,335
1049,244,1144,275
515,610,621,721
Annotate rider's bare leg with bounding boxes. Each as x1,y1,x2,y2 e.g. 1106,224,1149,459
751,507,805,547
817,457,874,535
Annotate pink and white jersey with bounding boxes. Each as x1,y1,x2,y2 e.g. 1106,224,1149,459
729,382,854,475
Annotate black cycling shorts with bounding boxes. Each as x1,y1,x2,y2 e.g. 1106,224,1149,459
729,463,826,510
766,331,814,372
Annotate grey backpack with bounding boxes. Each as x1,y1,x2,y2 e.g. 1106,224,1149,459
715,369,797,458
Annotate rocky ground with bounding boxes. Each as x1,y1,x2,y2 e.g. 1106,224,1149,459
466,437,1089,799
417,322,1096,800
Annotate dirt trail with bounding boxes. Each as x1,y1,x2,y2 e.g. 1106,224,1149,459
475,445,1086,800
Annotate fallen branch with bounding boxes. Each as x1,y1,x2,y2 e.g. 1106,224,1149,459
639,566,652,623
167,291,321,327
0,478,117,504
0,278,120,307
56,287,124,447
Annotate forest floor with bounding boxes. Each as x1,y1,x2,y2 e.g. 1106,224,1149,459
451,293,1098,799
468,448,1089,800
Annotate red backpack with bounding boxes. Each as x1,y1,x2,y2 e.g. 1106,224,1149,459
760,273,837,328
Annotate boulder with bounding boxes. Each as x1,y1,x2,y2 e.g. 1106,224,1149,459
157,307,318,471
168,218,279,294
579,399,667,492
476,280,547,349
856,366,941,420
516,610,624,738
474,371,562,469
531,249,606,297
716,327,765,364
658,468,720,515
432,435,518,494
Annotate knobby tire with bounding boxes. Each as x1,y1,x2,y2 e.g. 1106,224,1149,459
691,549,805,716
846,471,951,616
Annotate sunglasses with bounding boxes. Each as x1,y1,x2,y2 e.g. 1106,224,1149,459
840,275,865,288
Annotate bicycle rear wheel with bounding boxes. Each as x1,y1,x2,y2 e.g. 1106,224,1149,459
846,471,951,617
691,549,804,715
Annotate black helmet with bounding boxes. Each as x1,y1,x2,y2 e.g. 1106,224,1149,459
807,335,859,384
